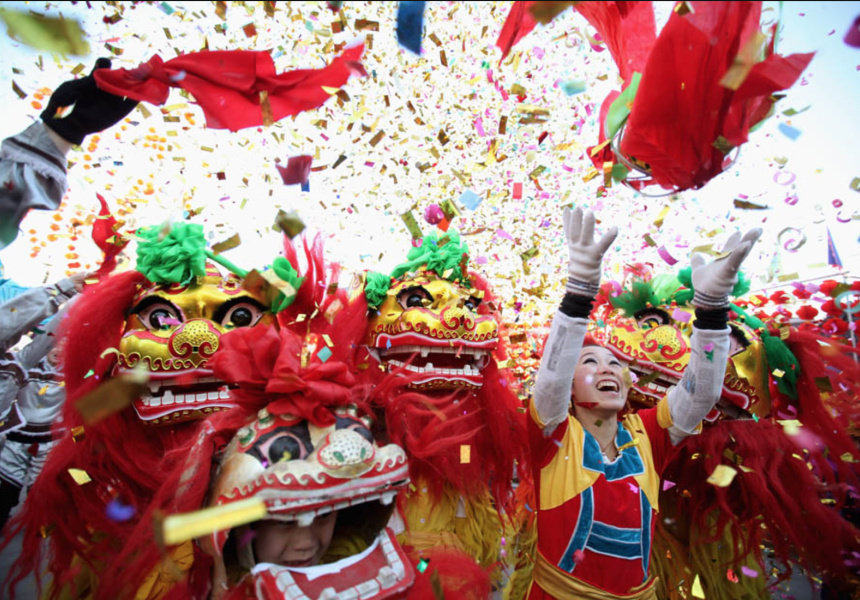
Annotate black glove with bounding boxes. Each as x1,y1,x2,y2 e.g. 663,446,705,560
40,58,138,145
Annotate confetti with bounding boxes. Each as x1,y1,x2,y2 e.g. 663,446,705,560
777,122,802,140
106,498,137,522
691,574,706,598
75,372,150,425
67,468,91,485
460,444,471,464
706,464,738,487
274,210,306,239
11,80,26,99
396,1,425,55
459,190,482,211
276,155,313,186
211,233,241,255
0,8,90,56
161,498,267,545
317,346,332,363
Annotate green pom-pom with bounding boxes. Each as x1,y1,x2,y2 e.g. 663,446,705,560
270,257,304,313
390,229,469,282
733,271,751,298
763,334,800,399
610,274,684,316
677,266,693,291
364,271,392,309
136,223,207,285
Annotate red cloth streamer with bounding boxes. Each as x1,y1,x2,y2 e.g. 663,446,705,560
92,193,128,279
574,1,657,86
618,2,813,192
496,1,538,61
276,155,313,185
94,45,366,132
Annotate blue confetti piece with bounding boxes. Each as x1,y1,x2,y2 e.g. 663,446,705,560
317,346,332,362
159,2,174,15
561,79,587,96
459,189,482,211
105,498,136,522
778,122,801,140
396,1,426,55
301,180,310,193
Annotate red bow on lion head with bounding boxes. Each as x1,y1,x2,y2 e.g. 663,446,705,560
208,324,356,426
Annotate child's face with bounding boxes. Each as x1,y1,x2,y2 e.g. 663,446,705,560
253,512,337,568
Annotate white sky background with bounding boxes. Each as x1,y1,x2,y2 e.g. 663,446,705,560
0,1,857,323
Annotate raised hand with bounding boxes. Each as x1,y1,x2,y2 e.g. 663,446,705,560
562,206,618,296
691,228,762,309
41,58,138,146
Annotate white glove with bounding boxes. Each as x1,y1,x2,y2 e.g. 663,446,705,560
691,228,762,309
563,206,618,296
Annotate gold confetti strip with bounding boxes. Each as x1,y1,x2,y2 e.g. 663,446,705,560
274,209,306,239
460,444,471,464
212,233,241,255
259,90,274,126
67,468,92,485
75,372,150,425
400,211,423,239
719,31,767,91
368,130,385,147
11,80,27,99
162,498,267,546
706,464,738,487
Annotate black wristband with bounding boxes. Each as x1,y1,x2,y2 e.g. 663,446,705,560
694,306,729,330
559,293,594,319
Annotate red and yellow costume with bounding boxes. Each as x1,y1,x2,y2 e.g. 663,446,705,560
527,401,673,599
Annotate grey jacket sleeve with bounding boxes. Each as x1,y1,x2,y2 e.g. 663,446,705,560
665,326,731,445
0,279,77,354
532,311,589,433
17,295,77,370
0,122,68,250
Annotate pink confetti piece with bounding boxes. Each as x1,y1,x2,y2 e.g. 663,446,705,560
672,308,691,323
657,245,678,266
740,566,759,578
663,480,677,491
773,171,796,186
474,117,485,137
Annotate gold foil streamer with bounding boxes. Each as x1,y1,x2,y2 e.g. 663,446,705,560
162,498,268,545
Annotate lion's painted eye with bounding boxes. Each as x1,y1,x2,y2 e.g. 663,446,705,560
634,308,671,330
213,297,268,329
464,296,482,311
728,325,751,356
221,302,264,328
397,286,432,310
132,299,182,331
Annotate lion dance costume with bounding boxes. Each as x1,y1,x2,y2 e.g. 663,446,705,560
596,269,860,599
359,229,530,594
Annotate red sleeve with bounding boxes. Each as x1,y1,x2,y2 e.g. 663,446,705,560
527,400,569,470
637,407,673,476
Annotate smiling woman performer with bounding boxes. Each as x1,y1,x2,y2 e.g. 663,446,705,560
527,207,761,599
